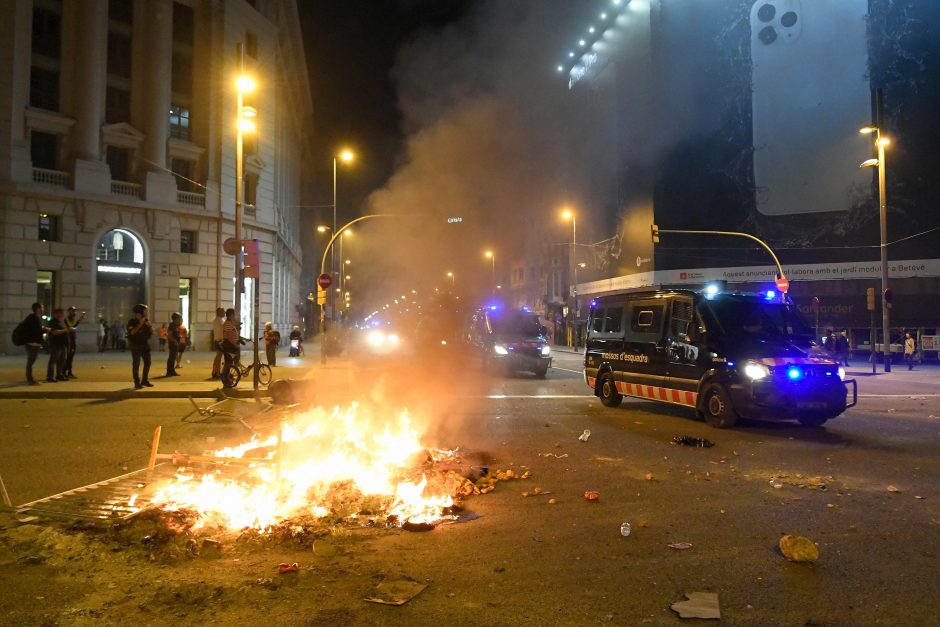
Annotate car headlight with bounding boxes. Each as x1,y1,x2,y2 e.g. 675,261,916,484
541,345,551,356
837,366,846,380
743,360,770,381
387,333,400,345
366,330,384,347
493,344,509,355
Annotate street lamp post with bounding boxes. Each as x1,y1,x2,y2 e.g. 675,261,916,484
561,209,578,343
484,251,495,294
860,112,892,371
331,149,354,326
233,45,256,331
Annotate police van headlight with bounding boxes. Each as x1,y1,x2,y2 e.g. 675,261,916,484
837,366,846,380
494,344,509,355
541,345,551,356
743,360,770,381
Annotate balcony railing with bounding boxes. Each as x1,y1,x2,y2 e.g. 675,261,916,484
111,180,142,198
177,190,205,207
32,167,70,188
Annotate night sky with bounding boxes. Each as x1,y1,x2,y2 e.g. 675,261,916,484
298,0,476,223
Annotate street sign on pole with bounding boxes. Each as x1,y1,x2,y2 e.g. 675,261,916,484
317,273,332,290
775,276,790,293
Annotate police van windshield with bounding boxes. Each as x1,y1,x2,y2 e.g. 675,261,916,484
705,296,813,340
489,311,544,338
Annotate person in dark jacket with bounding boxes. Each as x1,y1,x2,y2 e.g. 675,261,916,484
63,306,86,378
126,304,154,389
20,302,47,385
165,313,182,376
45,308,70,382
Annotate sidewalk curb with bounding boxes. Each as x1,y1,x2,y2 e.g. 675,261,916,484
0,387,268,400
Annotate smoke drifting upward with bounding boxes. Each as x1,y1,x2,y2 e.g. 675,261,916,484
352,1,595,307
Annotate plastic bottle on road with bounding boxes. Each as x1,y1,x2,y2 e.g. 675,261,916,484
620,522,632,537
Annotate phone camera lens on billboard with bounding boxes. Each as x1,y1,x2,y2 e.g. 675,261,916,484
757,4,776,22
759,26,778,45
780,11,798,27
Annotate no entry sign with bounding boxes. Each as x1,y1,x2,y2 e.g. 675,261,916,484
317,273,332,289
775,276,790,293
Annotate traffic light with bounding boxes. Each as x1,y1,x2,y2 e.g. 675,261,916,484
243,239,260,279
866,288,875,311
316,287,326,305
651,224,660,244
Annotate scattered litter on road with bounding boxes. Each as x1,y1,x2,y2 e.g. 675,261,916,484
620,522,631,537
538,452,569,459
644,472,654,481
277,562,299,574
668,542,693,550
915,495,925,499
364,580,427,606
521,488,551,497
578,429,592,442
888,409,896,413
548,498,557,505
672,436,715,448
779,535,819,562
671,592,720,619
583,491,600,501
887,485,901,493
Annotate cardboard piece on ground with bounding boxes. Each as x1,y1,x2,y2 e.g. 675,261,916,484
671,592,720,619
364,580,428,606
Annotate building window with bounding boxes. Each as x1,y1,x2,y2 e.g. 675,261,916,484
105,87,131,124
29,67,59,111
108,0,133,25
171,158,195,192
37,270,55,316
169,105,190,140
31,8,61,58
38,213,58,242
107,31,132,79
30,131,58,170
180,231,196,254
106,145,131,182
244,174,257,213
172,2,194,44
245,31,258,58
171,49,193,96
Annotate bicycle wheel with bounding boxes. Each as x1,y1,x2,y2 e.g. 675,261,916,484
257,364,273,387
221,363,241,388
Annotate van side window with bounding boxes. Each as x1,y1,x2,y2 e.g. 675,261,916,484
670,300,694,338
626,303,664,341
605,307,623,333
590,308,606,333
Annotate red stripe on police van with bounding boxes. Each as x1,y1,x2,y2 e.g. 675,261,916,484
613,383,698,407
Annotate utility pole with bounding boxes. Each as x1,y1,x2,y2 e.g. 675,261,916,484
876,88,891,372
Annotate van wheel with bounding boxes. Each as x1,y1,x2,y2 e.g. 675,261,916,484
798,414,829,427
534,364,548,379
599,373,622,408
702,383,738,428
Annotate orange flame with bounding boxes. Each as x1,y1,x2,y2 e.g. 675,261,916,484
151,403,454,531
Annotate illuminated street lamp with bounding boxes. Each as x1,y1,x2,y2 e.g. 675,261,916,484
484,250,495,293
330,148,355,325
234,65,257,331
447,271,455,287
859,122,892,371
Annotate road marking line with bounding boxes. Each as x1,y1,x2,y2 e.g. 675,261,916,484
483,394,594,399
553,367,582,375
857,393,940,398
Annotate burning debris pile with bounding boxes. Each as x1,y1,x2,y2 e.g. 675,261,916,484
149,403,485,533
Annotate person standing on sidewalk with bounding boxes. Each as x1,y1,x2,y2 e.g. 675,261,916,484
836,328,851,367
18,302,48,385
264,322,279,366
904,332,916,370
211,307,225,379
127,304,153,389
175,321,188,370
165,313,182,377
222,308,241,372
63,306,86,378
98,318,108,352
45,308,70,382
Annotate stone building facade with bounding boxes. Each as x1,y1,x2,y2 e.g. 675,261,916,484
0,0,314,352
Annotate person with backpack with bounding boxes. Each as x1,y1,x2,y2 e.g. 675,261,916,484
126,304,154,389
175,321,188,370
13,302,48,385
45,308,70,382
165,313,182,377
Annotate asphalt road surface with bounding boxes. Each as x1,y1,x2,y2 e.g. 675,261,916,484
0,349,938,625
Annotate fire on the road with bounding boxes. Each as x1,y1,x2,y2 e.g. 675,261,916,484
150,403,455,531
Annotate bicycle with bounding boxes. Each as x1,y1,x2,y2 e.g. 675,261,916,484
220,340,272,388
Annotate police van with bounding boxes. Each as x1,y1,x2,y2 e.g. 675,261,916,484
584,288,857,428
